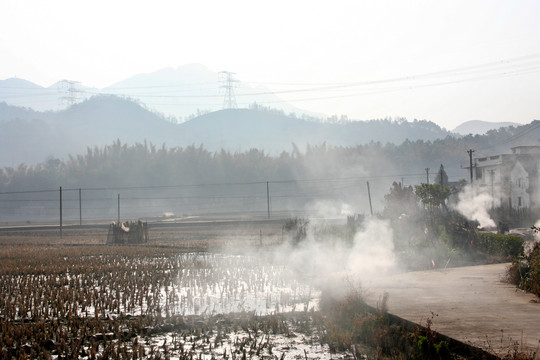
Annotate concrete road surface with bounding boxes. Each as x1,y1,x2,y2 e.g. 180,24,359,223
363,263,540,356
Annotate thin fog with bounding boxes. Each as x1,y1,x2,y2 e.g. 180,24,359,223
285,144,395,216
0,121,521,314
214,175,506,313
272,216,397,287
211,215,398,314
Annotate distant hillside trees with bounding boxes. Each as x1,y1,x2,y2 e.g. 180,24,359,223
0,122,535,194
1,120,538,222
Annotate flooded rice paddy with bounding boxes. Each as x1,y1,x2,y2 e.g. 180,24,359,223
0,245,354,359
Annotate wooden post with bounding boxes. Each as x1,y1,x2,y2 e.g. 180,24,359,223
59,186,63,238
79,188,82,226
266,181,270,219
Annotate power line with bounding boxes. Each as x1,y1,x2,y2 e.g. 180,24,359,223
76,58,540,101
475,121,540,154
0,171,465,196
247,53,540,88
102,82,217,90
4,53,539,108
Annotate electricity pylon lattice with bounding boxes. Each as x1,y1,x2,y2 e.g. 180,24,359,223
219,71,238,109
58,80,82,107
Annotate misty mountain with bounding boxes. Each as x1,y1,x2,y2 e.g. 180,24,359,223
102,64,219,119
0,96,178,167
0,77,59,111
452,120,521,135
0,77,95,112
179,108,454,153
102,64,320,120
0,98,45,121
0,64,319,120
0,95,454,167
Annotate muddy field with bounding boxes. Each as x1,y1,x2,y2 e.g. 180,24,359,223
0,219,364,360
2,219,522,360
0,218,288,246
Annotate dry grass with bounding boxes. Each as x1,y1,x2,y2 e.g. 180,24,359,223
0,222,311,358
2,223,538,359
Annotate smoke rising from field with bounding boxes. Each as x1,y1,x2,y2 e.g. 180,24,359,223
348,218,396,275
306,200,356,218
453,185,496,228
273,216,398,297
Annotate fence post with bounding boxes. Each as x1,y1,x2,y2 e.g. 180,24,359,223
59,186,63,238
79,188,82,226
266,182,270,219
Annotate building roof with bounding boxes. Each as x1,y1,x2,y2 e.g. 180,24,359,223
511,145,540,154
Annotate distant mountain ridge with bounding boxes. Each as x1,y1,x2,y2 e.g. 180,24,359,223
452,120,521,135
180,108,453,153
0,64,319,120
0,77,96,112
2,67,528,135
0,95,454,167
0,96,177,167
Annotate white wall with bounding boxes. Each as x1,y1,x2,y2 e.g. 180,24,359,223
510,161,530,208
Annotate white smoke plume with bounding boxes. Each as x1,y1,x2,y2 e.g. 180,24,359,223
453,185,496,228
532,220,540,242
276,216,398,291
348,218,396,276
305,200,356,219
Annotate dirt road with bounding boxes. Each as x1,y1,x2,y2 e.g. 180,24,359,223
363,263,540,356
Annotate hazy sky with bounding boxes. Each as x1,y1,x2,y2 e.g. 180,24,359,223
1,0,539,129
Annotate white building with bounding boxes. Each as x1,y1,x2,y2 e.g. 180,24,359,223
472,146,540,209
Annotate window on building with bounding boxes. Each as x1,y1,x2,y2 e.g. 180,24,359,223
518,197,522,207
518,178,521,188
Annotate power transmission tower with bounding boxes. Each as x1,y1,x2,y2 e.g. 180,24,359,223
219,71,238,109
58,80,82,107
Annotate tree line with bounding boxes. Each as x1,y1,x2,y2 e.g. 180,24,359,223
0,121,536,194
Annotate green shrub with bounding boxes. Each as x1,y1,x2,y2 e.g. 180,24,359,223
475,232,524,258
508,242,540,297
282,218,309,245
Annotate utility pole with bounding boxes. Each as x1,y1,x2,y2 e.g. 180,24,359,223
425,168,430,184
366,181,373,216
489,169,495,210
467,149,475,184
117,194,120,224
219,71,238,109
